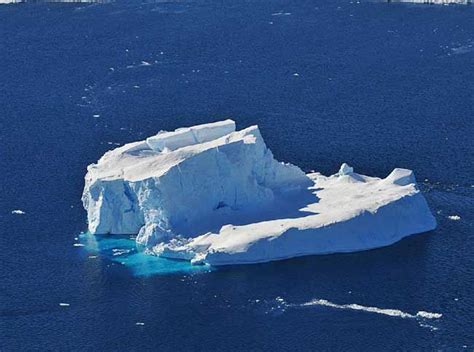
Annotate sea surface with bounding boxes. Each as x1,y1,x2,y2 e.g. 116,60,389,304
1,0,473,350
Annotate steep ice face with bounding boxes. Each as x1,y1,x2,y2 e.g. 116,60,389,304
82,120,436,266
82,120,311,246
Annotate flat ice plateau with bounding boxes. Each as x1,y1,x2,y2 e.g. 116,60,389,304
82,120,436,266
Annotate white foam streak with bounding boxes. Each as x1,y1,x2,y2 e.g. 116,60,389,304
416,311,443,319
301,299,442,320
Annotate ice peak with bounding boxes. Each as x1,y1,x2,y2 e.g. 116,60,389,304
338,163,354,176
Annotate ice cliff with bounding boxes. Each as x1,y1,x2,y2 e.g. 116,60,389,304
82,120,436,266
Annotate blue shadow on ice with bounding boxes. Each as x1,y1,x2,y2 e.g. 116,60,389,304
78,233,212,276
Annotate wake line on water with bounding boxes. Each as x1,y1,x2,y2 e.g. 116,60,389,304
299,299,442,320
266,297,442,330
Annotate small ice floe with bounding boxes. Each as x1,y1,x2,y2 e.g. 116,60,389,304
59,303,70,307
448,215,461,221
112,248,132,256
73,243,85,247
135,322,145,326
11,210,25,215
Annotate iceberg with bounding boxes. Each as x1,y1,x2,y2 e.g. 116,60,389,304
82,120,436,266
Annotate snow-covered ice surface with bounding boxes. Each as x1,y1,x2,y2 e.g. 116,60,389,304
82,120,436,266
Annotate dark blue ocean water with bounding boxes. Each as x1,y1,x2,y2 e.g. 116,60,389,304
1,0,473,350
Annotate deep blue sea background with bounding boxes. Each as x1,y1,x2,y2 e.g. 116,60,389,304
1,0,473,350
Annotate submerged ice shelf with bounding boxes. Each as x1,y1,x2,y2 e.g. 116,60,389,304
77,233,210,276
82,120,436,266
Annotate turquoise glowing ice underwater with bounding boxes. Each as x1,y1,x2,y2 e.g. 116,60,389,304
78,233,212,275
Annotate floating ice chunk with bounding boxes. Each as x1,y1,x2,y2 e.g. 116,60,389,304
448,215,461,221
112,248,132,256
11,209,25,215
